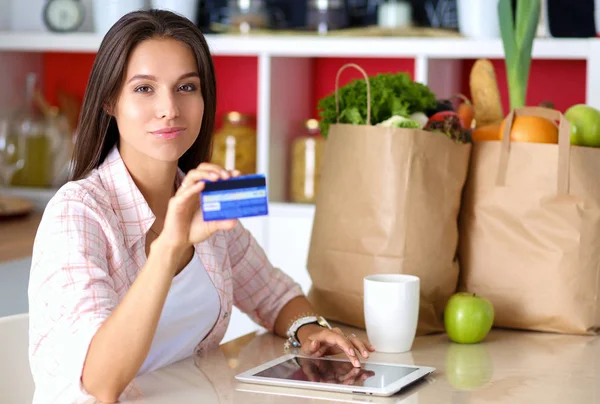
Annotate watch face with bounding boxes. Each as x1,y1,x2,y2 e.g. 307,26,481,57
43,0,85,32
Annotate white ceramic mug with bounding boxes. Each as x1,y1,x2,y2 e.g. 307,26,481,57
456,0,501,39
93,0,145,36
151,0,199,24
364,274,420,353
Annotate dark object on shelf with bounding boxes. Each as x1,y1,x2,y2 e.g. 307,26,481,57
267,0,383,30
200,0,307,32
546,0,596,38
197,0,229,33
346,0,382,27
265,0,308,29
307,0,350,33
409,0,458,29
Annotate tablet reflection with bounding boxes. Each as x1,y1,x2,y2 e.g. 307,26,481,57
254,357,424,390
294,357,376,386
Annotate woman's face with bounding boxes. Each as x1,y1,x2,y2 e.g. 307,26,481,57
113,37,204,165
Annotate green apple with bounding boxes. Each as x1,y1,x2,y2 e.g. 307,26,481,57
444,292,494,344
565,104,600,147
445,343,493,390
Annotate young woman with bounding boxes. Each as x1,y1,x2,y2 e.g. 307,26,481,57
27,9,373,404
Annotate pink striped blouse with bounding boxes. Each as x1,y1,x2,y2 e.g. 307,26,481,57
27,146,303,403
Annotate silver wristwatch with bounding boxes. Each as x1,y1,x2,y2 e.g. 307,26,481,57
286,315,332,348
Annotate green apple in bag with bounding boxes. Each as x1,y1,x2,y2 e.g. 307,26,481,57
565,104,600,147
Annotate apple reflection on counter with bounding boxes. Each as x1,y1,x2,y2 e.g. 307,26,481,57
445,343,493,392
442,329,600,401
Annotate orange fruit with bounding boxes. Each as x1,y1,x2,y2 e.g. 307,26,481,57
471,123,501,141
499,116,558,144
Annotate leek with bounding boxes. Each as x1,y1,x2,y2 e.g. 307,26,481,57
498,0,541,110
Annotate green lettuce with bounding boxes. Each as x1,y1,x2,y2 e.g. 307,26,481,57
317,72,436,137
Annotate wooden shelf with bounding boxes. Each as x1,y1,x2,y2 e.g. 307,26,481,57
0,31,593,59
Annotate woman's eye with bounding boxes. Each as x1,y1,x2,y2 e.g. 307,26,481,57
179,84,197,92
134,85,153,93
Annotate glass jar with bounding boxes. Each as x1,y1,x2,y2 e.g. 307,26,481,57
0,112,25,186
228,0,268,33
211,111,257,175
289,119,326,204
10,73,54,188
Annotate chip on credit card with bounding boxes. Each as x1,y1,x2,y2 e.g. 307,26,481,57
201,174,269,221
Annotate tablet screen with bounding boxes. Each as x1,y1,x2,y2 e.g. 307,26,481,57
253,358,418,389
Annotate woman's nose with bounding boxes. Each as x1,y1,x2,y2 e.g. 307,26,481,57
156,92,179,120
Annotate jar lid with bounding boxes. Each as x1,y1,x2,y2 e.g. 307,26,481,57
224,111,254,125
304,118,321,134
234,0,265,11
308,0,344,10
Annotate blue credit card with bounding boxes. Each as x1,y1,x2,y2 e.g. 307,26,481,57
201,174,269,221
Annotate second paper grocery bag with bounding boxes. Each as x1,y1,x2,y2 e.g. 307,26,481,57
306,64,471,334
459,107,600,335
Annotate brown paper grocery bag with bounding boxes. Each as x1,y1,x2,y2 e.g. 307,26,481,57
306,64,472,334
459,107,600,335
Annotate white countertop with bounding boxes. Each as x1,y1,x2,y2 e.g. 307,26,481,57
107,326,600,403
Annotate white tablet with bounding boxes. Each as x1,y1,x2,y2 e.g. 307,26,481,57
235,354,435,397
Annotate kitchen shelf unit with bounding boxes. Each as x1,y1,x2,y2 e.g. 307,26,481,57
1,32,597,343
1,33,597,206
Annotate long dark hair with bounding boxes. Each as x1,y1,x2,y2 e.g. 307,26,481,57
70,9,216,181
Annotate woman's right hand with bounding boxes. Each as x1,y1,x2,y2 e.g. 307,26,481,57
157,163,239,252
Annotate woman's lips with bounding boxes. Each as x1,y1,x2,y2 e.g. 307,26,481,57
150,127,185,140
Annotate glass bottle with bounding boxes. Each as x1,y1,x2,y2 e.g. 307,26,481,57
289,119,326,203
10,73,53,188
211,111,257,175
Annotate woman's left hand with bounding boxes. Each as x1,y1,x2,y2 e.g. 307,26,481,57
165,165,241,248
298,325,375,368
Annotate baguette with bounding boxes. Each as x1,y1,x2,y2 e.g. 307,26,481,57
470,59,505,127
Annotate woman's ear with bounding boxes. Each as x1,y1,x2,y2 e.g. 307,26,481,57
103,103,114,116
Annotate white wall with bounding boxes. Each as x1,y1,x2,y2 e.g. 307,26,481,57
3,0,149,33
0,0,10,31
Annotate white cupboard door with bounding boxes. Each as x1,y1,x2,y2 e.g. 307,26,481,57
221,217,268,344
266,211,315,295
